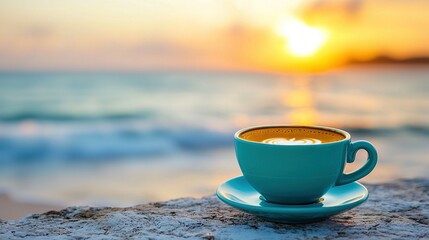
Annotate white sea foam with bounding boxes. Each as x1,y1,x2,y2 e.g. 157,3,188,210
262,137,322,145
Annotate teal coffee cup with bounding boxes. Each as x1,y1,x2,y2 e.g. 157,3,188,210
234,125,378,205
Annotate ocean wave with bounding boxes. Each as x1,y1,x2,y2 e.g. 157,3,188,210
0,112,155,122
0,123,427,163
345,125,429,135
0,126,233,162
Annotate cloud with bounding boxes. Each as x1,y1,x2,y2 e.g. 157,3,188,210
299,0,364,22
130,39,193,57
309,0,363,14
21,25,53,39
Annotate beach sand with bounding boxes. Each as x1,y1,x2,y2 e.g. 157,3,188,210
0,193,63,220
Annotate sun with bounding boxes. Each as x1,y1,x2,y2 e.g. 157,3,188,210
277,18,328,57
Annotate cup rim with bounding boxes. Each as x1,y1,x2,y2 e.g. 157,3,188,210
234,124,351,146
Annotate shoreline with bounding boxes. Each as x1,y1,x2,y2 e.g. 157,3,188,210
0,192,63,220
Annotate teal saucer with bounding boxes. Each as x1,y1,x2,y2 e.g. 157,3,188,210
216,176,368,224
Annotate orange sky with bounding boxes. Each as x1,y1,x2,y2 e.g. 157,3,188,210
0,0,428,72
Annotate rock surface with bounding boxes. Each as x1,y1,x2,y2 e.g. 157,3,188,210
1,179,428,239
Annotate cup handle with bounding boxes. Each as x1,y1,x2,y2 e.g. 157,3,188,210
336,140,378,186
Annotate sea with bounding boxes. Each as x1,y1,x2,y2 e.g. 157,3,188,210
0,66,428,207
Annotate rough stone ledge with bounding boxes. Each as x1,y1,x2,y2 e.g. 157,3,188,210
1,179,428,239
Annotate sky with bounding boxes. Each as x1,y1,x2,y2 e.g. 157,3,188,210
1,0,429,72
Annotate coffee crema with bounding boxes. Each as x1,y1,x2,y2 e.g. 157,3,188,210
239,126,345,144
262,137,322,145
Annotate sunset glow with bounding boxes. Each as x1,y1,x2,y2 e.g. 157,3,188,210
1,0,429,72
277,18,328,57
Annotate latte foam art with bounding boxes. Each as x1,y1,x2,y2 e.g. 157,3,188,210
262,137,322,145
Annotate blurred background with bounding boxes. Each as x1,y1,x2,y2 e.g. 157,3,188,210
1,0,428,219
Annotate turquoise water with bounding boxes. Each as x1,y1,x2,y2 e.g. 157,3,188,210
0,66,428,206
